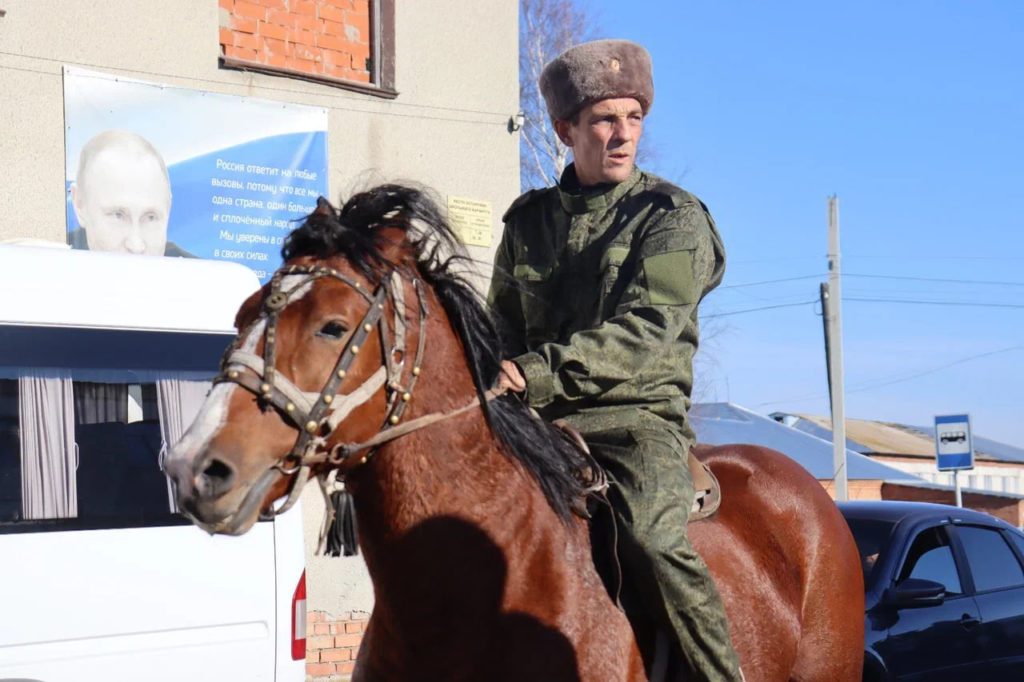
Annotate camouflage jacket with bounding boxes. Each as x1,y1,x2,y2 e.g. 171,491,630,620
488,164,725,441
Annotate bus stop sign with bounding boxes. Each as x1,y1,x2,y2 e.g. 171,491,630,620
934,414,974,471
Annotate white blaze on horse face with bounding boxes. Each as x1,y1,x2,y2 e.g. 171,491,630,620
167,277,317,467
168,318,267,467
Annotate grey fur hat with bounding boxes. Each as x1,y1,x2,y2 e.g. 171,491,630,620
539,39,654,121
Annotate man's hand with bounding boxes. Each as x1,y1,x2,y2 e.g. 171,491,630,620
498,360,527,393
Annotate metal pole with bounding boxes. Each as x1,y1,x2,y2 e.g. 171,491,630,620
827,196,848,501
954,470,963,508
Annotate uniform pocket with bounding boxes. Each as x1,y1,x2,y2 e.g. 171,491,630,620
600,245,631,290
513,262,552,335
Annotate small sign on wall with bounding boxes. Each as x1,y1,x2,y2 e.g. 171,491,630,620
447,196,493,247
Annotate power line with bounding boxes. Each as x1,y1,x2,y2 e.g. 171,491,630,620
700,300,817,319
755,344,1024,408
845,297,1024,309
719,274,825,289
847,255,1024,262
846,273,1024,288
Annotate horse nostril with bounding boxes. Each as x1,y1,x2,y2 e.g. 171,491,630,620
197,457,236,497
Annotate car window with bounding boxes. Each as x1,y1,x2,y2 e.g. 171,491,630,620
844,517,896,585
1007,531,1024,561
956,525,1024,592
897,526,962,595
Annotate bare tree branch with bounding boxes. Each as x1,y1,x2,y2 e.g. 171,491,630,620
518,0,597,190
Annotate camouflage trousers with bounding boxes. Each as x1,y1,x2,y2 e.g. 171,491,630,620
585,425,742,682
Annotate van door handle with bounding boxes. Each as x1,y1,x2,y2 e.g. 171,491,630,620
960,614,981,629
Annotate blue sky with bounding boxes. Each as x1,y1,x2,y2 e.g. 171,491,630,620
584,1,1024,444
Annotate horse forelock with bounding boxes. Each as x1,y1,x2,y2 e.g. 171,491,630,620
278,184,589,522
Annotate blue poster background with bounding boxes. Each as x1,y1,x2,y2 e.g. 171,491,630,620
64,68,329,283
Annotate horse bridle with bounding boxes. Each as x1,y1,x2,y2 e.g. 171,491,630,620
214,263,433,519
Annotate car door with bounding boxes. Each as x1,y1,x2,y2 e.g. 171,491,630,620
951,524,1024,680
877,524,984,681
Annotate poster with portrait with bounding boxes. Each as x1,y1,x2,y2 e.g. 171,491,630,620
63,67,329,282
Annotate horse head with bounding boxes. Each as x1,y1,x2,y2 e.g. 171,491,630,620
164,187,467,535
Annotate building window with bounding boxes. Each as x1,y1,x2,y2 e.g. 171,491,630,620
218,0,396,97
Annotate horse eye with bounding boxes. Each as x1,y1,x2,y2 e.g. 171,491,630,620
317,321,347,340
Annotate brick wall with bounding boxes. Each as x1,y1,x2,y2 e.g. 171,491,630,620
881,482,1024,526
306,610,370,681
219,0,372,84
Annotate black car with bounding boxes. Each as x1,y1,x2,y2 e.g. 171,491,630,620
840,501,1024,681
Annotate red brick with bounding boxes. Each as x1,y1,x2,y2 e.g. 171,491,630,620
264,51,287,68
349,40,370,60
307,635,335,649
234,31,260,50
292,27,315,47
219,27,234,46
307,611,321,624
231,15,259,33
264,36,287,55
316,32,351,52
288,56,321,74
293,13,320,31
320,48,346,66
224,45,259,62
345,8,370,38
312,623,332,635
348,70,370,83
336,661,356,674
334,632,362,647
218,0,234,10
321,19,344,36
259,20,288,40
234,1,267,20
306,662,334,676
319,4,345,23
344,621,363,634
266,8,292,26
294,45,321,62
255,0,287,7
305,649,320,663
320,648,351,662
292,0,316,15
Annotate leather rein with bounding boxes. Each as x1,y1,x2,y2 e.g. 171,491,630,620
213,263,501,521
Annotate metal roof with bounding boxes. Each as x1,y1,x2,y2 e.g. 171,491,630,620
691,403,920,482
770,411,1024,465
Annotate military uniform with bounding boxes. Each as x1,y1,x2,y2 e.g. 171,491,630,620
488,163,742,681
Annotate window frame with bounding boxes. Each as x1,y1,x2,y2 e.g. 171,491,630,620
219,0,397,99
948,523,1024,596
893,523,968,598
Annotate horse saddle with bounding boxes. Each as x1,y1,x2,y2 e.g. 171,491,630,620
552,420,722,523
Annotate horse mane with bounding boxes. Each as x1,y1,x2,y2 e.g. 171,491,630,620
282,185,587,522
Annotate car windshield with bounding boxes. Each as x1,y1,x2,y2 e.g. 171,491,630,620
845,517,896,587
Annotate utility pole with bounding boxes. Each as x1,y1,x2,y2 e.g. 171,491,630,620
826,196,848,501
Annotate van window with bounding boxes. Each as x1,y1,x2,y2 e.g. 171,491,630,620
0,324,234,531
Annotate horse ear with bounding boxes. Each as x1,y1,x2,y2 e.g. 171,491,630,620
234,288,264,331
313,196,337,218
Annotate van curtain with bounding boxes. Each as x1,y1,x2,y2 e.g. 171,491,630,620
19,371,77,519
157,377,212,512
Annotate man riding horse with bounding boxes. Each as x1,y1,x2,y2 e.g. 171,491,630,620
489,39,744,681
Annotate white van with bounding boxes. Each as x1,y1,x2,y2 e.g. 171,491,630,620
0,245,305,682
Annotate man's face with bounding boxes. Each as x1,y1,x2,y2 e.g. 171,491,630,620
72,147,171,256
555,97,644,186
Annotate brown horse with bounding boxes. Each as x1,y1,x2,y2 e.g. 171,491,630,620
165,185,863,681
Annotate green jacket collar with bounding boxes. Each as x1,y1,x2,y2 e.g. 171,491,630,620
557,164,642,215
